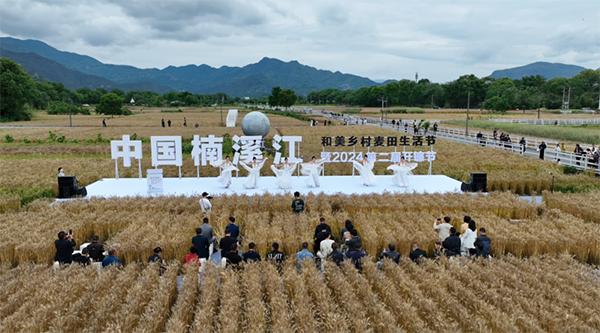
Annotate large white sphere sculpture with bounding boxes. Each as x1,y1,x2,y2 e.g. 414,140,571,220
241,111,271,137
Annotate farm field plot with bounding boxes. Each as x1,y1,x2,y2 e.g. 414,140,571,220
2,109,599,210
2,192,600,266
1,256,599,333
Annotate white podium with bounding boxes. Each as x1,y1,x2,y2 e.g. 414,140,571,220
147,169,164,195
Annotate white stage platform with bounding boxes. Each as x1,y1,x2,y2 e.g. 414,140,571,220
85,175,462,198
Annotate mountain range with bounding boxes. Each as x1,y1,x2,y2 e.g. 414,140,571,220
489,61,589,80
1,36,596,96
0,37,377,96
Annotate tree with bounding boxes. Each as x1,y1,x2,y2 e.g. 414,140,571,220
482,96,510,112
268,87,297,108
0,58,35,121
96,93,126,115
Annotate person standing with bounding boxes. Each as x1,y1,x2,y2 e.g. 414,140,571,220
474,228,492,258
102,119,107,127
161,118,165,128
54,230,76,265
183,117,187,127
225,216,240,240
199,192,212,215
555,143,562,162
538,141,547,160
291,191,305,214
192,228,210,259
199,217,214,242
519,137,526,154
327,242,345,266
460,223,477,256
167,119,172,127
239,157,267,189
433,216,453,241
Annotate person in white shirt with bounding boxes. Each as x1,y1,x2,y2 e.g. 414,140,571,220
460,222,477,256
301,156,324,188
433,216,453,241
239,157,267,189
199,192,212,215
57,167,65,177
317,234,335,270
271,157,297,190
212,156,238,188
352,156,376,186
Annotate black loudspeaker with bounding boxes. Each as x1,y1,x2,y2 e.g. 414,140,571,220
461,172,487,192
58,176,87,198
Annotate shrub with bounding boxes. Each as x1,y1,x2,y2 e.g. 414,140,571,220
47,101,89,115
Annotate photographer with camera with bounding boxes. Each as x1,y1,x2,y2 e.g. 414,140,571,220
54,230,76,265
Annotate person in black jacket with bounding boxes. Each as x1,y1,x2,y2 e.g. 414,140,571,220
192,228,210,259
243,242,262,262
313,217,332,253
225,216,240,239
55,230,76,264
409,243,427,263
538,141,547,160
86,235,105,262
223,243,243,268
442,227,461,257
328,242,345,266
474,228,492,258
291,191,305,214
379,243,401,264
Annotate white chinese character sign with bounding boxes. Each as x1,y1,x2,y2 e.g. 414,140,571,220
272,135,302,164
232,135,263,164
151,136,183,177
111,135,143,178
191,135,223,177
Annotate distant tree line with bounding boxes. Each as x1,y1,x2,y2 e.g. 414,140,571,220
307,70,600,111
0,58,254,121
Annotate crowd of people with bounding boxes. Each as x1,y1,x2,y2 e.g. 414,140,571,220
54,192,492,273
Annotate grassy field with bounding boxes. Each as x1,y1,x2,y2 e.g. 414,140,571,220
445,120,600,145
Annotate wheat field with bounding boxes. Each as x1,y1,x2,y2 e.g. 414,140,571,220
2,192,600,266
1,256,599,333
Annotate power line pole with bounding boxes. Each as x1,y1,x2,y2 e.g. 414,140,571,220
378,96,387,124
220,95,224,126
465,91,471,136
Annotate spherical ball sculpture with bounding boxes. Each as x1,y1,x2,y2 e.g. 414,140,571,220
241,111,271,137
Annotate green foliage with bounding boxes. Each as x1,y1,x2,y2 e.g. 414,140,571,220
0,58,35,121
268,87,297,108
4,134,14,143
264,110,310,122
447,120,600,144
47,101,90,115
307,70,600,110
562,166,580,175
96,93,127,115
387,108,425,114
160,108,183,113
482,96,510,112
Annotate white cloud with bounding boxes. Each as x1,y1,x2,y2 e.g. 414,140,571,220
1,0,599,81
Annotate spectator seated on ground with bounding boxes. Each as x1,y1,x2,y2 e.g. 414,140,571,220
54,230,76,265
102,249,122,268
86,235,105,262
243,242,262,262
267,242,286,266
443,227,461,257
223,243,243,267
183,247,200,265
346,246,367,270
295,242,315,268
327,242,345,266
409,242,427,263
379,243,401,264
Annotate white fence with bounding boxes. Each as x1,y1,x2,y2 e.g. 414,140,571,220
491,118,600,126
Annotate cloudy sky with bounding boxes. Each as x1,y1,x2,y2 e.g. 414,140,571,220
1,0,599,82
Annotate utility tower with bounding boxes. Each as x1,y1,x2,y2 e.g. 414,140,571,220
561,87,571,112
